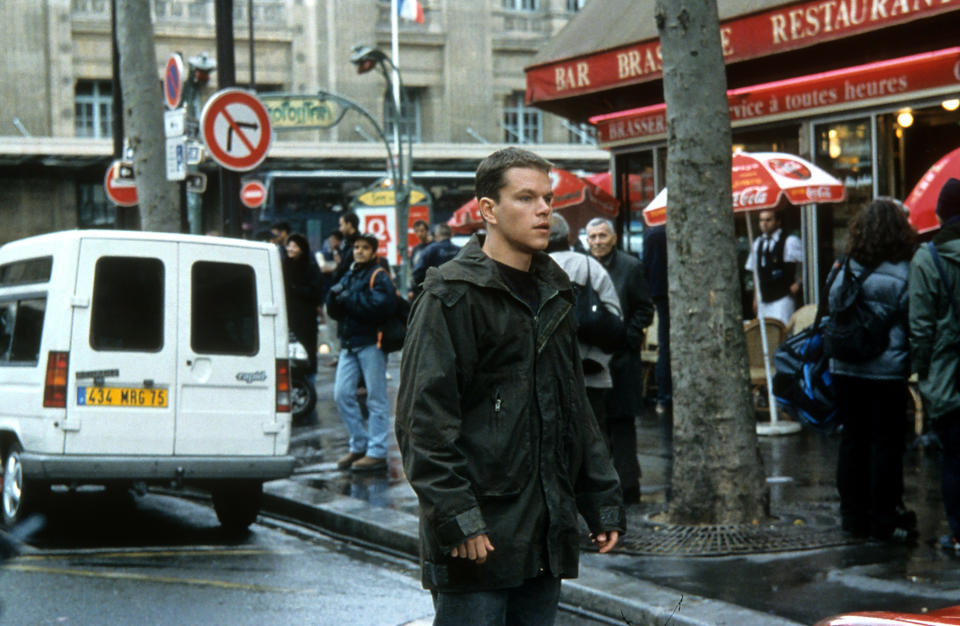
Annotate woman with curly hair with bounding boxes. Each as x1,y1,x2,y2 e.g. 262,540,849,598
828,197,918,542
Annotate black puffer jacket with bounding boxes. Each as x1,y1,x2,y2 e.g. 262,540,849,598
396,236,625,592
325,260,397,349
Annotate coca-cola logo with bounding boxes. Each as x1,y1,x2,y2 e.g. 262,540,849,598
733,185,769,207
768,158,811,180
805,186,834,201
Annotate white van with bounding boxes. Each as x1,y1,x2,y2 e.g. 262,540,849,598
0,230,295,532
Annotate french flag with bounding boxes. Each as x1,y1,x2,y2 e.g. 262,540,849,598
398,0,424,23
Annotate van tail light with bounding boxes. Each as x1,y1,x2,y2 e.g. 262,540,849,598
276,359,291,413
43,351,69,408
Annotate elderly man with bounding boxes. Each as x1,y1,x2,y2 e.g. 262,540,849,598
586,217,654,505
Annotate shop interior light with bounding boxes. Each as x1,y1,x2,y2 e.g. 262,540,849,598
828,129,842,159
897,109,914,128
943,99,960,112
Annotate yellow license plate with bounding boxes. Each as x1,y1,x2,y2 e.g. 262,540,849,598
78,386,168,408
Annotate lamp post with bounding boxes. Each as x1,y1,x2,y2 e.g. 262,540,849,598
350,44,411,293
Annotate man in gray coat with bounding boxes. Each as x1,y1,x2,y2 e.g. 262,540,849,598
397,148,625,625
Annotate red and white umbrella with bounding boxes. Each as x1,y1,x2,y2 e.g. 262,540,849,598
639,151,846,435
642,151,846,226
904,145,960,234
448,168,618,237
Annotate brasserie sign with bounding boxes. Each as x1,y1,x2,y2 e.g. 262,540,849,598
259,94,345,130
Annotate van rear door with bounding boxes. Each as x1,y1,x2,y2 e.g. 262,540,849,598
175,243,278,456
65,240,178,455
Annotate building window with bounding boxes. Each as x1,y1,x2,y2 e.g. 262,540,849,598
384,87,422,144
502,92,541,144
75,80,113,138
566,121,597,145
503,0,538,10
77,183,116,228
567,0,587,11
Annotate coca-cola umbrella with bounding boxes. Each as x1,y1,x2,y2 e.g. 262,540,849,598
640,151,847,435
642,151,847,226
584,171,655,213
448,168,619,238
904,145,960,234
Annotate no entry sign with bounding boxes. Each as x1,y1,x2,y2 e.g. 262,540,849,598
200,88,272,172
163,53,185,110
240,180,267,208
104,160,138,207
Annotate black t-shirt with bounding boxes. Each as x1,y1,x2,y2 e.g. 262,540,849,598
495,260,539,313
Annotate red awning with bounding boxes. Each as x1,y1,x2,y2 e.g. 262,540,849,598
525,0,960,121
589,47,960,148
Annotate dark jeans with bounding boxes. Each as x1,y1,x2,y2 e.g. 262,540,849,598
432,575,562,626
935,415,960,540
654,297,672,404
834,374,907,536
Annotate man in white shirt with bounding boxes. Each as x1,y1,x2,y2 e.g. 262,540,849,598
744,210,802,326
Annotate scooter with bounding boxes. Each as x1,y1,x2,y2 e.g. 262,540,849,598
288,336,317,422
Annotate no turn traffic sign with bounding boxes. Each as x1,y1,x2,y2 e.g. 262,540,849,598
200,88,272,172
104,160,138,207
240,180,267,208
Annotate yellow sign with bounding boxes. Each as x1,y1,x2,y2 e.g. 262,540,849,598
356,189,427,207
261,95,342,129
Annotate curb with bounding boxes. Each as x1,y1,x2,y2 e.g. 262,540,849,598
263,479,802,626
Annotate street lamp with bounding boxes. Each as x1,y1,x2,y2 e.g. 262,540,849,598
350,44,411,292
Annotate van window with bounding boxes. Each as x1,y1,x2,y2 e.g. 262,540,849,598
0,257,53,286
191,261,259,355
0,298,46,364
90,257,164,352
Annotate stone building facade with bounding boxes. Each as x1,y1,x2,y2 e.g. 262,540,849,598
0,0,605,243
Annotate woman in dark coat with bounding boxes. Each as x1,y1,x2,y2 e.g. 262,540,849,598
828,198,917,542
284,233,324,373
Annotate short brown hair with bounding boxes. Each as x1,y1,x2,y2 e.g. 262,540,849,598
475,147,552,204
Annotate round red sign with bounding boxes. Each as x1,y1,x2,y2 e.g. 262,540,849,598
200,88,272,172
164,53,185,110
104,161,138,207
240,180,267,209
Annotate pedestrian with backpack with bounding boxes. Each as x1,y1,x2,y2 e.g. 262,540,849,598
326,232,399,473
827,198,917,542
909,177,960,555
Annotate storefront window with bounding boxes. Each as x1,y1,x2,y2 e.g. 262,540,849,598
813,117,873,286
613,150,657,255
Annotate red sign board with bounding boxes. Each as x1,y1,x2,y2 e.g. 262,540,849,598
407,204,430,252
104,161,138,207
591,47,960,146
240,180,267,208
164,53,185,110
526,0,960,106
200,88,273,172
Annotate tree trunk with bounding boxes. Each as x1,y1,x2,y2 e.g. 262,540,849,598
116,2,180,232
654,0,768,524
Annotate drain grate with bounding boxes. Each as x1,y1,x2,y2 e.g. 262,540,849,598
594,503,861,556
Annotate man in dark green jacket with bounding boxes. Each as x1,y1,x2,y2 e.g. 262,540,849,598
910,177,960,555
396,148,625,625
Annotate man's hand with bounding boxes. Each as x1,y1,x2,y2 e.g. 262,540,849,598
789,282,801,296
592,530,619,553
450,534,495,564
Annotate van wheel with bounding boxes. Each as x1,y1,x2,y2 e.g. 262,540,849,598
291,376,317,422
2,443,31,529
211,482,262,534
